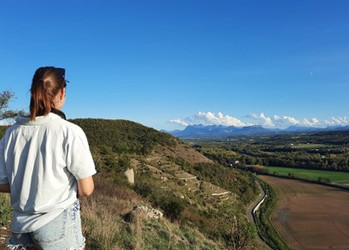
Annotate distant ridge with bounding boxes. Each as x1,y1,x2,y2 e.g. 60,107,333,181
166,124,349,139
168,124,271,138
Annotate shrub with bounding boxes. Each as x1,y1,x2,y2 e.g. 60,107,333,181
134,181,154,198
158,195,186,221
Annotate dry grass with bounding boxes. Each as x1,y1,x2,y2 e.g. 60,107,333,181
80,174,225,249
80,175,142,249
0,193,11,249
152,143,212,165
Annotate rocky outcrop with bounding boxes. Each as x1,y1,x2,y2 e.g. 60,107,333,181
133,205,163,219
125,168,134,184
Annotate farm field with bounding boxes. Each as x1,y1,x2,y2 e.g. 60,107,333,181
290,143,327,149
259,175,349,249
263,166,349,185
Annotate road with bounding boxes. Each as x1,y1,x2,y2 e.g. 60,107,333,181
246,178,271,249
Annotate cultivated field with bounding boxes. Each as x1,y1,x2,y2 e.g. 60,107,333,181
259,175,349,249
263,166,349,185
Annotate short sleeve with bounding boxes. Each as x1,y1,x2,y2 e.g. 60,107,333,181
0,137,9,184
66,127,96,180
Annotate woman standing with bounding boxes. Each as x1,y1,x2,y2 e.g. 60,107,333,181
0,67,96,249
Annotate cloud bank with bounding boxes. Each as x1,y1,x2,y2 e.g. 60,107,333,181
170,111,349,128
170,112,248,127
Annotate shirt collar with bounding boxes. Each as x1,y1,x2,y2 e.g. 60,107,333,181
51,108,66,120
16,113,62,126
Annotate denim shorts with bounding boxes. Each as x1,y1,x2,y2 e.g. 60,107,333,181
7,201,85,250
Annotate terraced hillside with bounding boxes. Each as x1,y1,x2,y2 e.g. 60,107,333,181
0,119,262,249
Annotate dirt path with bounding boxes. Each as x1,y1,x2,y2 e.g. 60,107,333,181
260,175,349,250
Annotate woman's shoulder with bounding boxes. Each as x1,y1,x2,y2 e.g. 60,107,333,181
60,119,86,136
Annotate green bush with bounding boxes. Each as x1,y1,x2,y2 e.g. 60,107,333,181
134,181,154,198
158,195,186,221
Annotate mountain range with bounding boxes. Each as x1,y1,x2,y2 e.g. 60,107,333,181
165,124,349,139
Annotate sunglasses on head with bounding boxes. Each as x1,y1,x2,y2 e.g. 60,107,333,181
56,68,65,78
56,67,67,87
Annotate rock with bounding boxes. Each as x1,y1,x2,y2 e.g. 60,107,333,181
133,205,163,219
124,168,134,184
161,176,168,181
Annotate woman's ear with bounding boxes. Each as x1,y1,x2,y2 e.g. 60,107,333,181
60,87,66,100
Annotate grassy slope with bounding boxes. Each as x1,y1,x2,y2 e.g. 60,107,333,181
71,119,260,249
81,175,221,249
1,120,261,249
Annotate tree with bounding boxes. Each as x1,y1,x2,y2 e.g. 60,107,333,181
0,90,18,120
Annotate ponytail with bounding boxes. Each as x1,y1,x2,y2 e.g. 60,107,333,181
29,67,66,120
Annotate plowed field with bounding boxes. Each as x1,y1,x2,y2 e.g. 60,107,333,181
259,175,349,250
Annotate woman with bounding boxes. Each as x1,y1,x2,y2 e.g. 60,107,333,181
0,66,96,249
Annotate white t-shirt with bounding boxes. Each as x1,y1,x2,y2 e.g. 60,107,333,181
0,113,96,233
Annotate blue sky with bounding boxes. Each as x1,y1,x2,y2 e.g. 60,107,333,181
1,0,349,130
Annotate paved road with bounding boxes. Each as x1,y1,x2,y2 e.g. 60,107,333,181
246,179,271,249
246,179,266,222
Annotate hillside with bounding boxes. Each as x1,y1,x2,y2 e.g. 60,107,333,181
0,119,262,249
70,118,211,164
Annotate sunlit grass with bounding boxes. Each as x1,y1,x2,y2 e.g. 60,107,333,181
290,143,328,149
264,166,349,184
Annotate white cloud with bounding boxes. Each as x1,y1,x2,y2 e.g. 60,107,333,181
249,113,330,128
169,119,189,127
250,113,324,128
302,118,320,127
274,115,300,127
324,116,348,126
170,111,247,127
254,113,349,128
282,116,299,125
171,112,349,128
196,111,247,126
249,113,276,127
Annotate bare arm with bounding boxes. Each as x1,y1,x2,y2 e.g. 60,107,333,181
77,176,94,197
0,183,10,193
